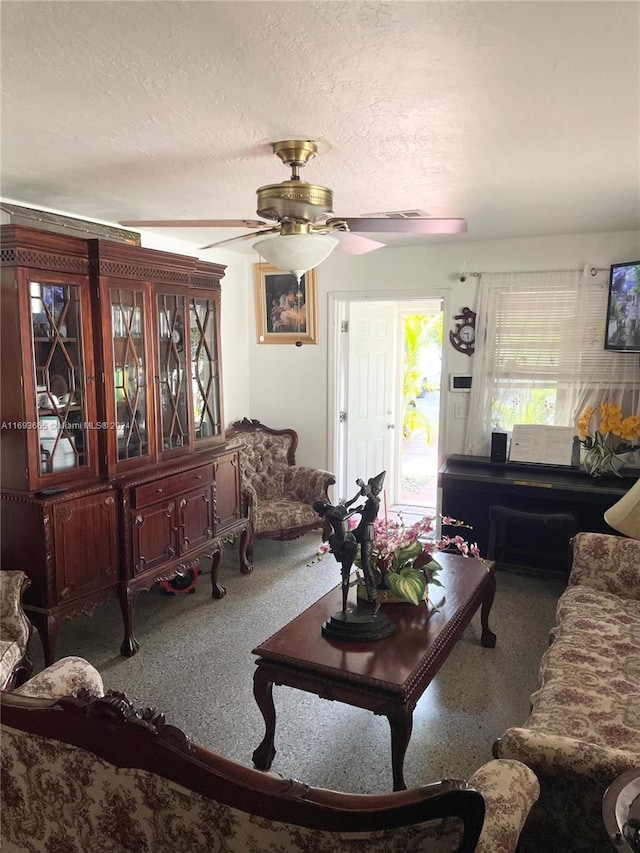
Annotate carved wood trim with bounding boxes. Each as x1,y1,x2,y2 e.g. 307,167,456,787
0,247,89,274
0,484,116,504
23,588,116,622
227,418,299,465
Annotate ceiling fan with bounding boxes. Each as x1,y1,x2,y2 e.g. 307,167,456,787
121,139,467,279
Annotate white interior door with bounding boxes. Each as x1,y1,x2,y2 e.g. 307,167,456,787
344,301,398,502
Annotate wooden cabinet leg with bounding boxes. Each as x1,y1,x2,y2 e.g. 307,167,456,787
28,611,59,667
210,547,226,599
252,665,277,771
239,525,253,574
118,585,140,657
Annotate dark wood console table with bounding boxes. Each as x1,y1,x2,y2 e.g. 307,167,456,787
251,553,496,791
439,455,636,575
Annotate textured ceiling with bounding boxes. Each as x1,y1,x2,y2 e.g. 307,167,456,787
1,0,638,254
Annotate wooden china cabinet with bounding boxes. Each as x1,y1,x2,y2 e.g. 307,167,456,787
1,225,248,664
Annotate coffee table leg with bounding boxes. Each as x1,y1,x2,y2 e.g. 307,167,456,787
252,665,277,770
480,570,497,648
386,703,414,791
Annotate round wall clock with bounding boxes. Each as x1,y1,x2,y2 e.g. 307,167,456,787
449,307,476,355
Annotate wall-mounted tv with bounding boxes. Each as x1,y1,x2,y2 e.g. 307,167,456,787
604,261,640,352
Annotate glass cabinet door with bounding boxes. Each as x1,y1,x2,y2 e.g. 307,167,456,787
30,279,90,477
157,292,191,452
110,288,149,463
189,295,222,441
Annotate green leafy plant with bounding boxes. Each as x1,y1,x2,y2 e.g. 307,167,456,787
402,314,442,444
349,513,480,605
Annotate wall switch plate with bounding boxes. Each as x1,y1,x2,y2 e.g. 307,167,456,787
454,399,466,419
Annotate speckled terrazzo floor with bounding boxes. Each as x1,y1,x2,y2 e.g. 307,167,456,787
27,533,565,795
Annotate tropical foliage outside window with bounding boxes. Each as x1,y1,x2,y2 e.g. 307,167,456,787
402,313,442,443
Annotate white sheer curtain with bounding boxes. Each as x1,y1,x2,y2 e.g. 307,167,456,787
464,268,640,457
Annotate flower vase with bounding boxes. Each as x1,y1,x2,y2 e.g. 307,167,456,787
582,445,629,478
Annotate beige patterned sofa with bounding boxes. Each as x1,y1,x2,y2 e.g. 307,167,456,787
226,418,335,571
2,658,539,853
495,531,640,852
0,570,33,690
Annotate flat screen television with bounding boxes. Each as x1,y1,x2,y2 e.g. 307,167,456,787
604,260,640,352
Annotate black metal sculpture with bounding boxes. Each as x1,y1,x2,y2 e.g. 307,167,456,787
313,500,358,614
314,472,395,642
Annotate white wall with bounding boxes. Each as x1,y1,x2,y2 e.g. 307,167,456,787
245,230,640,470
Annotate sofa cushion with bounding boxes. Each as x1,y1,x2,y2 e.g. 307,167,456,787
2,726,467,853
569,533,640,600
526,585,640,752
254,499,320,536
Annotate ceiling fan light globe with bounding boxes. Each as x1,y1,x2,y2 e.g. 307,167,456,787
253,233,339,279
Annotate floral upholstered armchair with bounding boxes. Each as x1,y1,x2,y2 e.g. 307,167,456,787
2,674,540,853
225,418,335,571
0,570,33,690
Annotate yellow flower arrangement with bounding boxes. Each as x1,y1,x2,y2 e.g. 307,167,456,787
576,402,640,477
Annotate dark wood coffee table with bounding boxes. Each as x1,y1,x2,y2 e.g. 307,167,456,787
251,553,496,790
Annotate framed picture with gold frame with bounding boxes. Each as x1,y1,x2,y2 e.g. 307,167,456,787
254,263,318,345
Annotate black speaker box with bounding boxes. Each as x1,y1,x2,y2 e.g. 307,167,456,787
490,431,508,462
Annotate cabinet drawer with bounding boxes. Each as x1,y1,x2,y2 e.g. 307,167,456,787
132,464,214,508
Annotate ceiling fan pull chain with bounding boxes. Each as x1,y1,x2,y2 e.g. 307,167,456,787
295,278,303,348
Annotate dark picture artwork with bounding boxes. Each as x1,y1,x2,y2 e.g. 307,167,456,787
254,263,318,345
265,272,307,334
605,261,640,352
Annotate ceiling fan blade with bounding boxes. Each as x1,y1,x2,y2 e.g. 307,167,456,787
199,226,281,251
119,219,269,229
327,217,467,235
333,231,386,255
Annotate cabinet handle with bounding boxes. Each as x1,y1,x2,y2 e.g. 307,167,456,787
195,474,202,480
156,487,164,493
167,547,176,557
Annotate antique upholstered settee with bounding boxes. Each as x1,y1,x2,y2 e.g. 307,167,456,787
225,418,335,571
2,658,540,853
495,531,640,852
0,570,33,690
